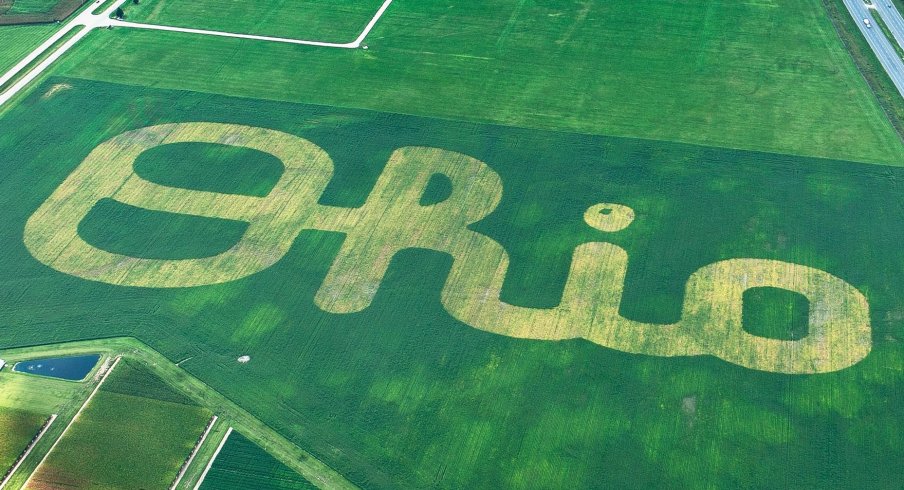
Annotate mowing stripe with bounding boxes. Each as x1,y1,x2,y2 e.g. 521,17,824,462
171,415,219,490
0,413,57,490
192,426,233,490
20,356,121,489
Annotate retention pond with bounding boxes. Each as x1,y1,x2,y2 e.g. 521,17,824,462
13,354,100,381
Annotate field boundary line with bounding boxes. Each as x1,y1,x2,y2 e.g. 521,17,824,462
20,356,121,489
171,415,218,490
192,426,232,490
0,414,57,490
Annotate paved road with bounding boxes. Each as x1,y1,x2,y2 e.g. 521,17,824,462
873,1,904,50
842,0,904,97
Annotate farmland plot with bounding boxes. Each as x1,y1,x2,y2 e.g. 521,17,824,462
51,0,904,164
0,409,45,475
26,360,211,489
199,431,315,490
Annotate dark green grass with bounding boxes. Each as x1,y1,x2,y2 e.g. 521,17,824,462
78,199,248,260
743,287,810,341
199,431,315,490
1,78,904,488
134,142,283,197
51,0,904,165
28,357,211,489
119,0,384,42
0,408,45,473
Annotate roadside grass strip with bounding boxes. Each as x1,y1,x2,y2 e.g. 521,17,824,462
192,427,232,490
170,415,218,490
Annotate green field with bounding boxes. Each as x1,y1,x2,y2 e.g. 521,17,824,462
0,0,84,23
0,409,45,475
0,76,899,487
27,360,211,489
50,0,904,165
0,24,56,72
5,0,59,15
200,431,315,490
121,0,384,41
0,0,902,487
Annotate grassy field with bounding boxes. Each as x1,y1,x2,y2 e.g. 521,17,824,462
0,24,57,73
45,0,904,165
199,431,316,490
0,368,84,415
26,359,212,489
120,0,385,42
0,408,46,474
0,77,901,487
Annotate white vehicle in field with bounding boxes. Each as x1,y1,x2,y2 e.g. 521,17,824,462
864,18,873,28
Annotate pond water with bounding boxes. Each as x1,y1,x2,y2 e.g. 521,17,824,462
13,354,100,381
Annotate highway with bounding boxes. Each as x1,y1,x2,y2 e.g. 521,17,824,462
873,1,904,51
842,0,904,97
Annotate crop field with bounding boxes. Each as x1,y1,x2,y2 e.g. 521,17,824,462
199,431,315,490
26,359,211,489
0,409,45,474
119,0,385,41
49,0,904,165
0,0,84,24
0,24,56,72
0,0,902,488
0,75,899,487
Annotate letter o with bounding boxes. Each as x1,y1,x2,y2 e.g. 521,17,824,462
25,122,333,287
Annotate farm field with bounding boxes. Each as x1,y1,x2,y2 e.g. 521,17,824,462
0,0,902,488
0,25,57,72
26,359,212,489
47,0,904,165
0,0,84,24
0,76,900,487
199,431,315,490
0,409,45,475
119,0,385,42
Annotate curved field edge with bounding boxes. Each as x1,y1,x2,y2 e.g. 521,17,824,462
0,338,357,490
40,0,904,166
